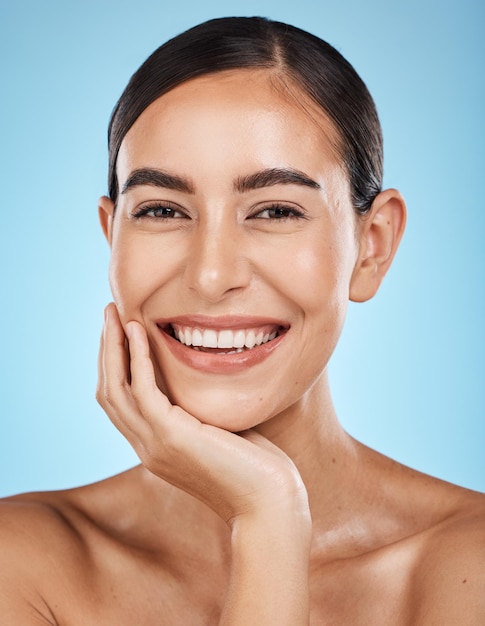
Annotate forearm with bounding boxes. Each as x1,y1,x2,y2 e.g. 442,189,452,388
220,508,312,625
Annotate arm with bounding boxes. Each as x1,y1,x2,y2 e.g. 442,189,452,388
97,304,312,623
221,509,311,625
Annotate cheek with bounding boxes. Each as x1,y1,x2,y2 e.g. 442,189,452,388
266,236,352,322
266,228,356,389
108,235,178,322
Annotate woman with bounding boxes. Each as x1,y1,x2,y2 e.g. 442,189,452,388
1,16,483,624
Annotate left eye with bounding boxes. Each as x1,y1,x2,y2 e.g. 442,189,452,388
252,205,305,220
132,204,187,219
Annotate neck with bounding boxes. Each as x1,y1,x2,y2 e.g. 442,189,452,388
139,370,383,561
254,371,362,533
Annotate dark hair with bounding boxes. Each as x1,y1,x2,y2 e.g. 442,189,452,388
108,17,383,214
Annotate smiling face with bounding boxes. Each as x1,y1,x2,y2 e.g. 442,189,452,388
102,69,362,431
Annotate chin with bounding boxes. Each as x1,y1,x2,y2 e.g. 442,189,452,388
167,385,279,432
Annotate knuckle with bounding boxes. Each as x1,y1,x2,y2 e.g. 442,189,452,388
95,393,104,410
97,379,124,411
95,387,108,411
95,382,105,406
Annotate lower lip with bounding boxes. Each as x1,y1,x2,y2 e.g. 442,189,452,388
157,327,287,374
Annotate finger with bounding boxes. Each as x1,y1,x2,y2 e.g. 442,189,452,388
96,304,124,390
96,309,106,396
125,319,204,461
125,320,175,420
99,305,151,444
104,303,130,384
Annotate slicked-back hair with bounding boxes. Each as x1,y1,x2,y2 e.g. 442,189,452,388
108,17,383,214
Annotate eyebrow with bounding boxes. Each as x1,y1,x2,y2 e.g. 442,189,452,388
120,166,321,195
234,168,321,193
121,168,195,194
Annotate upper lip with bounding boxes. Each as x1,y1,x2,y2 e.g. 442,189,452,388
155,314,291,331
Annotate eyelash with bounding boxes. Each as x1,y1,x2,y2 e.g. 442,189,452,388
250,204,307,220
131,203,187,220
131,202,307,221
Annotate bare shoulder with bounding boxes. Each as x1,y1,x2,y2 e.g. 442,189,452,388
411,488,485,624
0,467,148,624
0,492,84,624
0,467,214,625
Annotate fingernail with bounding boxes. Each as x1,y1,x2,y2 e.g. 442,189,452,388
104,305,110,323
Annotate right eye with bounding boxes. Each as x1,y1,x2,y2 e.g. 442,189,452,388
131,203,187,219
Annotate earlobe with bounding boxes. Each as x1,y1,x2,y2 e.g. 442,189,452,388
349,188,407,303
98,196,115,246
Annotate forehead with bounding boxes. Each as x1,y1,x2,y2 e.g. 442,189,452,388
116,69,344,189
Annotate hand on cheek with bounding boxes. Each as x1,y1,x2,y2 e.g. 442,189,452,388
96,303,310,525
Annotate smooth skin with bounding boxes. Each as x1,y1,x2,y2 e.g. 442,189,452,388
1,70,484,625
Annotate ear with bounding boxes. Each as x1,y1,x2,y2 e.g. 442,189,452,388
349,188,407,303
98,196,115,246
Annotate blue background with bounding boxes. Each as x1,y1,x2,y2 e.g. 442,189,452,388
0,0,483,496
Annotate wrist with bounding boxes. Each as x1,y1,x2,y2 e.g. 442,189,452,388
229,469,311,525
230,501,312,559
222,504,311,625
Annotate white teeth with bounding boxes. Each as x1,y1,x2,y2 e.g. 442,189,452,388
217,330,233,348
184,327,193,346
202,329,218,348
233,330,246,349
171,324,282,350
192,328,203,346
244,330,256,349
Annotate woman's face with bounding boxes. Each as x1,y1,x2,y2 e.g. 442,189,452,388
105,69,361,430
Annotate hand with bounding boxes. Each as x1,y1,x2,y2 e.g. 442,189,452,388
97,303,312,623
97,303,309,525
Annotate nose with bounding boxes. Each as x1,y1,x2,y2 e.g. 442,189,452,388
183,222,251,303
